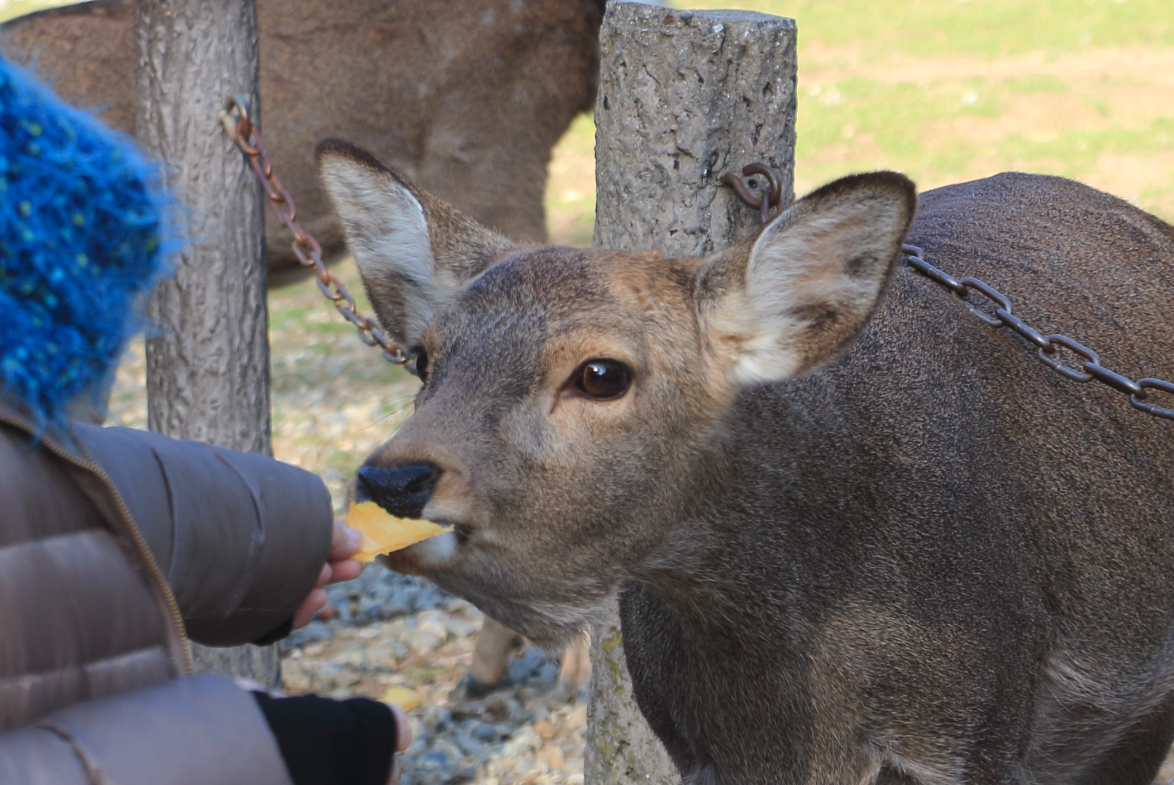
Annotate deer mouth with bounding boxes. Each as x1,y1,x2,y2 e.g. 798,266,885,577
377,527,461,575
347,462,477,565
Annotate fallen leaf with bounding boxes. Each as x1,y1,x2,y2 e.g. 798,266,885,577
381,686,421,710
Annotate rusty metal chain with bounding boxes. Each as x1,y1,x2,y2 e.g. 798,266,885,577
217,96,410,367
213,124,1174,422
900,243,1174,421
722,163,1174,422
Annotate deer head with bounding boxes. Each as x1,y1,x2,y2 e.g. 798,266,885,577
318,139,915,646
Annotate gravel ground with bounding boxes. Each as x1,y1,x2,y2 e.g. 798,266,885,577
286,571,589,785
108,258,589,785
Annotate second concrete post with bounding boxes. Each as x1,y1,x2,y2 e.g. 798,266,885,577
587,4,797,782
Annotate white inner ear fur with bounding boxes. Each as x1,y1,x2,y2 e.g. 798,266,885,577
713,191,907,385
319,157,440,338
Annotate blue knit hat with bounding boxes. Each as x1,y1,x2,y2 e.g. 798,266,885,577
0,57,173,426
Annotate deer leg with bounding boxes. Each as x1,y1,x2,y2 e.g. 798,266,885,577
558,639,590,690
463,616,519,696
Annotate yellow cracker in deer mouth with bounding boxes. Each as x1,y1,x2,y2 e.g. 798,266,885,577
348,501,453,563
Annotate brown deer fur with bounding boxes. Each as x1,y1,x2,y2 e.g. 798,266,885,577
0,0,603,278
318,137,1174,785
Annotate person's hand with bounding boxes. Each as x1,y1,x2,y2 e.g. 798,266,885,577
292,519,364,630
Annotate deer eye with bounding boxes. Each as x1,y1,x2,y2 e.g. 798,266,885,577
574,359,632,400
407,347,429,382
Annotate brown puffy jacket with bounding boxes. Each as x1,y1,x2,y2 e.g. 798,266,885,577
0,399,333,784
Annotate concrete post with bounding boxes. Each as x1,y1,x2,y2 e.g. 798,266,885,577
134,0,277,685
587,3,797,781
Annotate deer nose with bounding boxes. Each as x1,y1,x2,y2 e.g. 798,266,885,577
355,462,441,519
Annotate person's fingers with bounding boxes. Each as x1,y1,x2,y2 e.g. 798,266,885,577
327,558,363,585
390,704,411,752
292,587,328,630
330,518,363,561
292,521,364,632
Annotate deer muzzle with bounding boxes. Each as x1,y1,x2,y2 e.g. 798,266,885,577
355,462,441,520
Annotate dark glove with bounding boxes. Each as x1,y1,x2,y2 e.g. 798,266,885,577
253,692,396,785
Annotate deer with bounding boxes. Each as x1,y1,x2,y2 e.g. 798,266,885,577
316,135,1174,785
2,0,601,692
0,0,603,281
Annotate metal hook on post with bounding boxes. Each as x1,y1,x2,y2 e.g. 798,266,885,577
218,95,259,155
721,162,785,224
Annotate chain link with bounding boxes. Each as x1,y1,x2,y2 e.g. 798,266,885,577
217,96,410,367
901,243,1174,421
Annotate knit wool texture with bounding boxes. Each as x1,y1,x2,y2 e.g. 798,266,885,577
0,58,172,426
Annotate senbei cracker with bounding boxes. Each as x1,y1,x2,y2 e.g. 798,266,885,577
348,501,453,563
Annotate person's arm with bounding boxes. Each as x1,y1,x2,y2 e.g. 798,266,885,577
71,424,333,646
0,675,294,785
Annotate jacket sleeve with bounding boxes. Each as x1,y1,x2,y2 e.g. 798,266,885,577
71,424,334,647
0,674,294,785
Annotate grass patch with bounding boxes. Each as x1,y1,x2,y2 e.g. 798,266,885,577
689,0,1174,60
1004,74,1069,95
684,0,1174,224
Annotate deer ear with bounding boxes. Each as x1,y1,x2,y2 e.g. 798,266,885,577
698,172,917,383
316,139,516,346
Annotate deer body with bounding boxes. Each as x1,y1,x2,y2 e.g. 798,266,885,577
0,0,602,276
317,139,1174,785
620,174,1174,784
